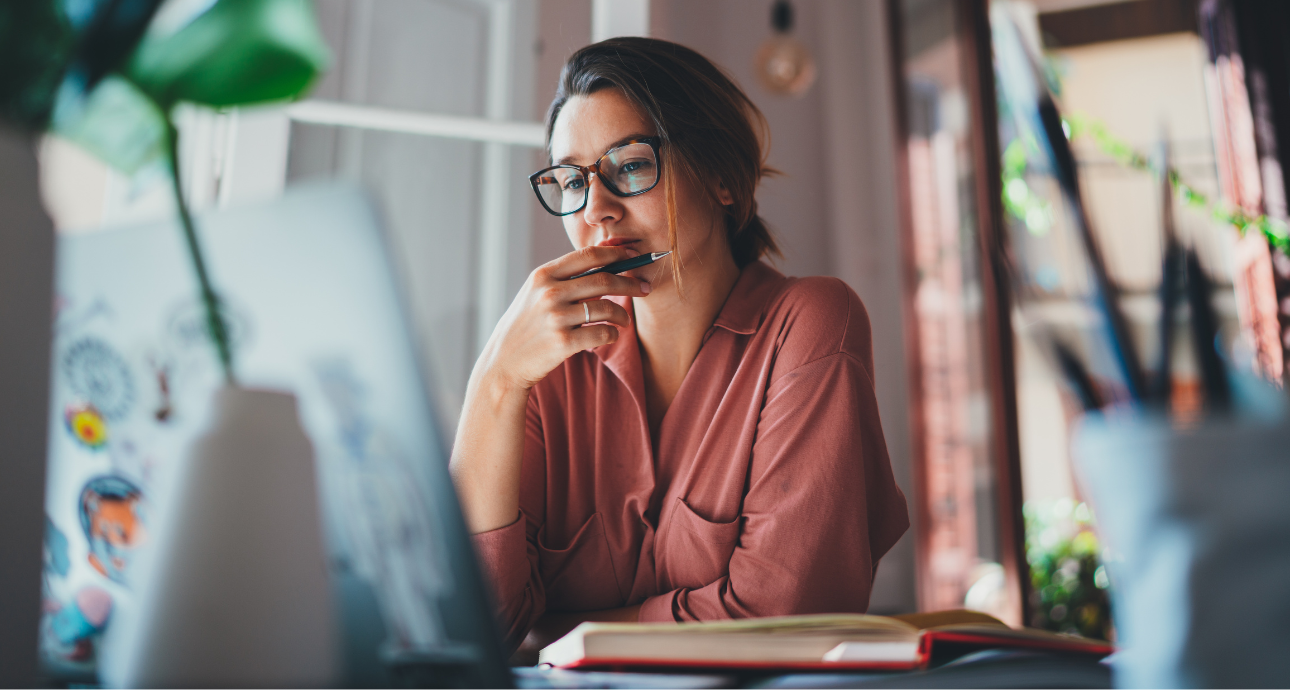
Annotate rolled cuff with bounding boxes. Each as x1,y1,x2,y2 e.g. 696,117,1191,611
471,512,529,602
637,590,680,623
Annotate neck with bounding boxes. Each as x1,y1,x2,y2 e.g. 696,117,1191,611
634,254,741,354
633,249,742,439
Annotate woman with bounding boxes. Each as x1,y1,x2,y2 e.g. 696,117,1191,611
450,37,908,654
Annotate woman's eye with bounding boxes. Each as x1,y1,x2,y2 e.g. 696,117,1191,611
620,159,652,174
562,177,585,191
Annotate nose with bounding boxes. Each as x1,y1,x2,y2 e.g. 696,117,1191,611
581,173,623,228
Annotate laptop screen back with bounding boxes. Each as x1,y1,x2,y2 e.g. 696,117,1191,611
43,183,509,686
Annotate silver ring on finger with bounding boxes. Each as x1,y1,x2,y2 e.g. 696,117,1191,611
583,301,591,325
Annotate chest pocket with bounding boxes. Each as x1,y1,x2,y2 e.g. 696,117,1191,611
657,498,742,591
536,512,625,612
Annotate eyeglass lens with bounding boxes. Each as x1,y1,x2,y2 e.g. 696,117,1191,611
534,142,658,215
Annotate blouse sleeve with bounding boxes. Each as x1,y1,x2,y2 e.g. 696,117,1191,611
638,348,909,622
469,394,547,652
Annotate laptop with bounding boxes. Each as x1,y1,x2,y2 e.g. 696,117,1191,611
42,182,511,687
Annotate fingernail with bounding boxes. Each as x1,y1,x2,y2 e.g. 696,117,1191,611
624,248,640,258
640,281,651,294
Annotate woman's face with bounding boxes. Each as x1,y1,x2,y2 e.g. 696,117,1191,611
548,88,732,292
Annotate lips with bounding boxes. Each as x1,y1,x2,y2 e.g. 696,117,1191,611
598,237,642,257
597,237,640,248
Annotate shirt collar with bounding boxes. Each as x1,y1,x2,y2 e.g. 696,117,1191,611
710,260,786,335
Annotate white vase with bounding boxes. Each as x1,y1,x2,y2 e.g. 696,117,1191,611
1074,412,1290,688
104,386,337,687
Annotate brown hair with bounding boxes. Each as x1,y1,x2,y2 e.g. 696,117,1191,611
546,37,781,280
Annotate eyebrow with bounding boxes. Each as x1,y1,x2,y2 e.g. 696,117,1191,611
554,133,654,166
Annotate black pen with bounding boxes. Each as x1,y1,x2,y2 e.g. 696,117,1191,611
569,251,671,280
1153,134,1182,407
1185,249,1229,412
1052,338,1103,412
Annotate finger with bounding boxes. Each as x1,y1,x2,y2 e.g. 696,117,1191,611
567,299,630,329
546,245,641,280
566,324,619,352
562,271,652,302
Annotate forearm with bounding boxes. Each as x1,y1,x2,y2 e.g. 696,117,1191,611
450,365,531,534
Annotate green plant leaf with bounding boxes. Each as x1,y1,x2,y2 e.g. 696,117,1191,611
51,74,167,173
125,0,330,109
0,2,73,129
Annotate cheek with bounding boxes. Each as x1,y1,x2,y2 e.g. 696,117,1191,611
563,217,594,249
627,192,672,243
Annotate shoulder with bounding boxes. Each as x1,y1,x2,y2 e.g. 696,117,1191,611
761,274,873,375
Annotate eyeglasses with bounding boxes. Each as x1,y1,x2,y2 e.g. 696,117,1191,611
528,137,662,216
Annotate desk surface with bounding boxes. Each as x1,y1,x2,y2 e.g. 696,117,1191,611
513,650,1113,689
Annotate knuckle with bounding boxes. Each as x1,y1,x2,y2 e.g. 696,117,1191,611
538,285,562,305
532,264,556,284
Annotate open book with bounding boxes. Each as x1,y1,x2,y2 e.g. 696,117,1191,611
539,610,1114,672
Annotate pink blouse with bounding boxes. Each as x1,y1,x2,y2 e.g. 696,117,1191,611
472,261,909,651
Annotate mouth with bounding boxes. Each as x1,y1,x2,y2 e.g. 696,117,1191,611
597,237,641,249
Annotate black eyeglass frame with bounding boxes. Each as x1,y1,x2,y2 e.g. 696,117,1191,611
528,137,664,217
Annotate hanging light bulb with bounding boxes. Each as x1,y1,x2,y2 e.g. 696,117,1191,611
755,0,816,97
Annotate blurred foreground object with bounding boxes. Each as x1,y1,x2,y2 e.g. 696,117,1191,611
1,3,163,683
0,3,72,129
52,0,330,382
1074,375,1290,687
755,0,816,97
126,0,328,109
50,184,512,687
64,1,337,684
33,0,336,682
103,388,336,687
0,128,57,689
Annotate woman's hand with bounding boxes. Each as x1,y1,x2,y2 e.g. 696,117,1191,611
451,245,651,534
478,245,652,393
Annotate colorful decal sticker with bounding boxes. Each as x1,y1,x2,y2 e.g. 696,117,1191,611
41,517,113,669
149,357,174,423
64,404,109,449
62,337,135,421
79,476,147,585
42,586,113,663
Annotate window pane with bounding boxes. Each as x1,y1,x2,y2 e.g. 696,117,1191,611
311,0,488,116
898,0,1004,617
292,0,543,431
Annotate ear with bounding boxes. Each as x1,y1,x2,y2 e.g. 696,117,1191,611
715,180,735,206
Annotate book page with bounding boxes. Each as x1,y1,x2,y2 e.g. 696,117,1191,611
570,613,919,637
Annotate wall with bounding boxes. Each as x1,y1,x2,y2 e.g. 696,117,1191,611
529,0,592,268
